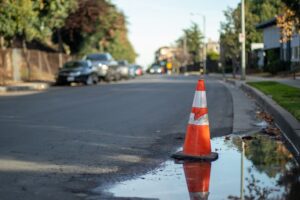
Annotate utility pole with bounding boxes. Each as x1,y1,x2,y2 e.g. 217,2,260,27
241,0,246,80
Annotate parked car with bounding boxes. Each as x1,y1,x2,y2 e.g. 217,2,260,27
83,53,120,82
56,60,98,85
117,60,130,79
128,65,136,78
131,64,143,76
149,64,163,74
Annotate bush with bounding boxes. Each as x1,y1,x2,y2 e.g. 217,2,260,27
265,60,290,75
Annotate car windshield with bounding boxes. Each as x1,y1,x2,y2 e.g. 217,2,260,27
151,65,160,69
85,54,108,61
118,61,128,65
63,61,88,69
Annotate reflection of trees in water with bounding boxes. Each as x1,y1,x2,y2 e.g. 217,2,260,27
244,168,280,200
228,134,293,177
277,162,300,200
226,134,299,200
228,164,299,200
244,134,292,178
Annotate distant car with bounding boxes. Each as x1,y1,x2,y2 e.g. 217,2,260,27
56,60,98,85
83,53,120,82
131,64,143,76
117,60,130,79
149,65,163,74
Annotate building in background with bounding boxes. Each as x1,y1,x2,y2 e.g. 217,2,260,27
205,39,220,72
155,46,179,73
206,38,220,54
256,18,300,72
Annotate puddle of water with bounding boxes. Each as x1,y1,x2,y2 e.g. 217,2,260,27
95,134,299,200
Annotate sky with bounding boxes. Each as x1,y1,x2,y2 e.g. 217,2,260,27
112,0,241,67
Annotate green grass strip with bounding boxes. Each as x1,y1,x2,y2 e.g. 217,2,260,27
248,81,300,121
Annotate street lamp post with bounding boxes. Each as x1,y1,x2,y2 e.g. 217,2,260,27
241,0,246,80
191,13,206,75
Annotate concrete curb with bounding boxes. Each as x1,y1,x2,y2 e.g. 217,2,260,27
240,83,300,155
0,83,50,93
209,74,300,154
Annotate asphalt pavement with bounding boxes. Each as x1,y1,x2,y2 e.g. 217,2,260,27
0,75,237,200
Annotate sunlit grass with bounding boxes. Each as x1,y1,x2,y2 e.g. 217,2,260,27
248,81,300,121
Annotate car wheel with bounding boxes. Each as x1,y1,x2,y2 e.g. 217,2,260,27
85,75,94,85
92,74,99,84
105,74,113,82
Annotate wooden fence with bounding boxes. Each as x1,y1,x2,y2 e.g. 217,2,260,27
0,49,73,85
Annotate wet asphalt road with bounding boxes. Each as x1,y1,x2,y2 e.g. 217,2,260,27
0,75,233,200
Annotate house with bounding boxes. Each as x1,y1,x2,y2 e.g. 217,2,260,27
256,18,300,69
206,39,220,54
155,46,178,63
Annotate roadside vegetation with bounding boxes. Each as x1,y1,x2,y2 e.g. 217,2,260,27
219,0,284,75
0,0,137,63
248,81,300,121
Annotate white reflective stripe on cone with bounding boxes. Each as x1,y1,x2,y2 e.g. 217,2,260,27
192,91,207,108
188,113,209,126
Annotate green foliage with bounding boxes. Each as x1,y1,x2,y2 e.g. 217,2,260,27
265,60,290,75
263,49,290,74
34,0,77,38
0,0,76,47
220,7,241,67
60,0,136,62
0,0,136,63
220,0,284,67
207,51,219,61
0,0,39,42
245,134,292,178
281,0,300,21
248,81,300,120
177,22,204,64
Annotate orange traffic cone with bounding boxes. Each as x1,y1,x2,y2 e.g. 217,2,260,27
172,79,218,161
183,162,211,200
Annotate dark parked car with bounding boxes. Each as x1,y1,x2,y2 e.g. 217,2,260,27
83,53,120,82
56,60,98,85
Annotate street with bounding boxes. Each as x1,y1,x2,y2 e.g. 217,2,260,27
0,75,234,200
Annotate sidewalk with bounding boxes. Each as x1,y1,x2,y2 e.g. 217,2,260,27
209,73,300,156
211,73,300,88
0,82,50,93
241,74,300,89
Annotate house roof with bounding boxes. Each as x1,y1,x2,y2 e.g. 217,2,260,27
256,18,277,29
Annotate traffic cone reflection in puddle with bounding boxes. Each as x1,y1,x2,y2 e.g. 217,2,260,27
172,80,218,161
184,162,211,200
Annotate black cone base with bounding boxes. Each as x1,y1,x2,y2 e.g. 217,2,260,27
171,151,218,162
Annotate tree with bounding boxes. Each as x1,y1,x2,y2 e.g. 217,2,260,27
0,0,77,49
281,0,300,21
219,0,284,74
0,0,39,47
220,7,241,77
207,51,219,61
176,23,204,65
34,0,77,50
276,7,297,43
276,0,300,43
60,0,136,62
